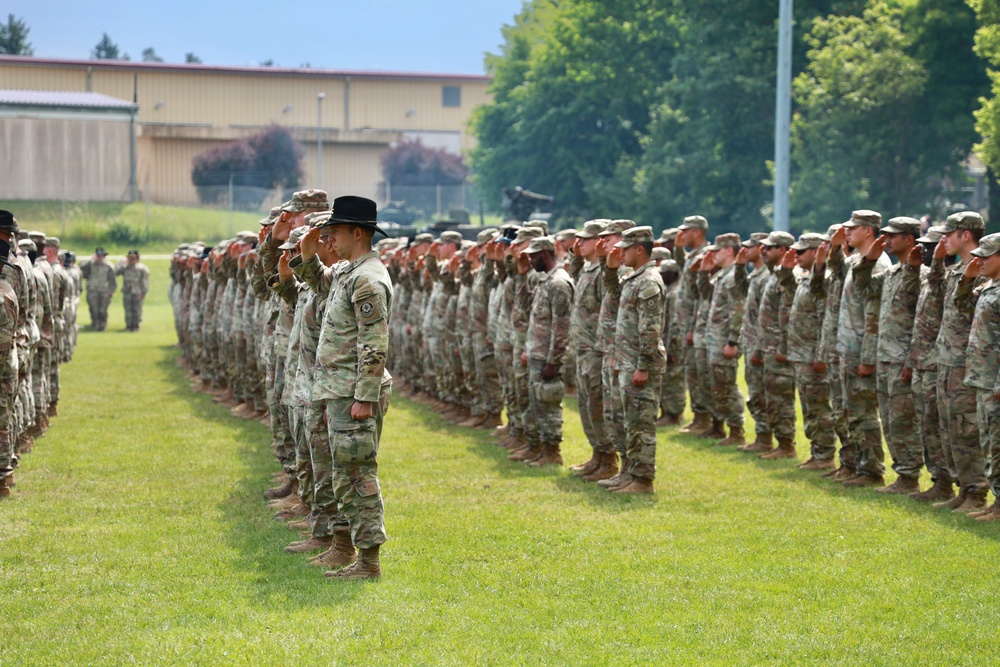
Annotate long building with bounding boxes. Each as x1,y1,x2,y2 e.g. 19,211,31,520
0,55,490,207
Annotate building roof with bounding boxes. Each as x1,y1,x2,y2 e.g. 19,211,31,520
0,88,137,109
0,55,491,83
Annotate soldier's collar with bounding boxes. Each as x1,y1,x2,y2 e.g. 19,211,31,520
344,250,379,273
622,260,656,281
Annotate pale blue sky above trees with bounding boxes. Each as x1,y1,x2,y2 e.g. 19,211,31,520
5,0,523,73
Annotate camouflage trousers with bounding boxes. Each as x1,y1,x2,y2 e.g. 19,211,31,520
619,368,661,481
794,362,835,462
409,332,425,393
268,358,296,474
828,358,850,462
937,365,986,493
326,389,391,550
601,355,626,455
495,344,520,434
122,292,143,330
576,349,613,454
708,357,744,428
472,335,503,415
30,347,50,422
528,360,564,446
512,339,532,441
420,338,438,397
744,358,770,437
86,290,111,330
684,345,709,415
306,400,344,539
876,361,923,480
912,368,945,483
690,346,712,417
763,357,796,441
459,336,477,411
659,353,686,420
448,335,467,406
976,390,1000,498
290,406,313,509
562,347,577,390
233,335,249,403
0,393,13,476
839,357,884,477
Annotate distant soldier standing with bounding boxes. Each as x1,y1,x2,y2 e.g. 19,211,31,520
0,211,20,498
115,250,150,331
79,247,116,331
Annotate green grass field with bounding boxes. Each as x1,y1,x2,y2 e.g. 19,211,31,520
0,259,996,666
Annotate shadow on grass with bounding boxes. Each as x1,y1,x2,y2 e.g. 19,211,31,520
394,392,656,512
670,428,1000,542
155,346,369,607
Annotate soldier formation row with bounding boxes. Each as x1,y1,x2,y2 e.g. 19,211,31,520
172,191,394,580
0,210,83,498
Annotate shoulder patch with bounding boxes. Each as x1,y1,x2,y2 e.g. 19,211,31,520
638,281,662,300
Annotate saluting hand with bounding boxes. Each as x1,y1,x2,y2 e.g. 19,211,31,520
905,245,923,268
866,235,886,261
300,227,322,260
780,248,796,270
277,252,293,282
735,247,748,266
964,257,983,280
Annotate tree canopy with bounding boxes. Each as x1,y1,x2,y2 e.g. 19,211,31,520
0,13,33,56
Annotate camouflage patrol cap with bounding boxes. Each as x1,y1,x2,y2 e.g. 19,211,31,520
17,238,35,250
614,226,655,249
260,206,282,227
305,211,332,227
512,227,544,245
660,227,680,242
554,228,576,242
821,223,841,241
95,246,108,256
15,230,27,241
525,235,556,254
476,228,498,245
971,232,1000,258
917,225,946,243
706,233,741,251
761,231,795,248
524,219,549,234
791,232,825,251
413,232,435,244
278,226,310,250
943,211,985,234
880,217,921,237
658,258,680,273
236,231,259,244
679,215,709,231
0,210,17,233
280,189,331,213
842,209,882,229
576,219,609,239
742,231,770,247
44,236,60,248
650,247,671,262
28,231,45,244
437,230,464,246
598,219,636,237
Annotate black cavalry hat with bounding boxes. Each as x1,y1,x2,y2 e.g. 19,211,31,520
317,196,386,237
0,210,18,233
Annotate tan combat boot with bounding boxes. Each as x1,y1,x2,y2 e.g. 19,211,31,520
325,545,381,580
973,499,1000,521
798,457,836,471
284,535,334,554
952,489,988,514
582,452,619,482
458,412,483,428
509,443,541,462
655,413,682,427
698,418,727,440
739,432,773,453
612,476,654,494
570,450,600,475
933,486,968,510
264,477,296,500
597,463,633,490
910,478,955,503
16,434,33,455
875,477,921,495
312,529,358,569
717,424,745,447
678,412,711,434
842,473,885,487
287,518,311,531
0,474,10,498
477,413,504,430
47,402,58,417
529,443,563,467
759,437,797,460
274,500,310,521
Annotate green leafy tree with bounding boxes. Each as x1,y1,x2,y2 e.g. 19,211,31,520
968,0,1000,220
92,33,123,60
141,47,163,63
0,13,33,55
185,52,202,63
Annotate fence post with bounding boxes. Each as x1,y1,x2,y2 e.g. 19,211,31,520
436,184,442,219
228,173,234,238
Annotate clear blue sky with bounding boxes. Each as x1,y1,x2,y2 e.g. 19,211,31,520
6,0,524,74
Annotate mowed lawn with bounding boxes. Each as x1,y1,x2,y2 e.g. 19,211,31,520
0,259,995,666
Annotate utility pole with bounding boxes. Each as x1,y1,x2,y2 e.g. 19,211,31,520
773,0,793,232
317,92,326,190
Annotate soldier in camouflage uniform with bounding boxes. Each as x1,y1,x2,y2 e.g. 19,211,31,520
79,247,116,331
0,212,19,498
908,225,951,502
602,226,666,494
964,232,1000,520
656,254,684,427
781,233,836,469
468,230,504,429
311,197,393,580
933,211,989,513
520,235,574,465
568,220,618,481
853,218,924,493
701,233,745,446
675,216,712,435
734,232,772,450
43,238,69,418
115,250,150,331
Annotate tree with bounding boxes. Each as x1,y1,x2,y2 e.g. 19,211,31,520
141,47,163,63
259,59,275,67
380,139,469,216
92,33,123,60
185,52,202,63
0,13,33,55
191,125,303,208
968,0,1000,220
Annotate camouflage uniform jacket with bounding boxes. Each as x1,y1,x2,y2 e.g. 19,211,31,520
313,251,393,403
908,261,945,371
738,264,769,352
571,259,605,354
693,266,714,351
596,262,627,355
614,261,667,374
816,246,845,364
663,282,683,358
80,259,116,294
755,270,789,360
114,261,150,295
779,264,826,364
0,269,18,394
470,261,495,338
525,265,574,365
705,264,744,365
675,242,709,341
936,259,986,367
511,271,534,348
836,251,890,363
853,258,922,365
964,279,1000,393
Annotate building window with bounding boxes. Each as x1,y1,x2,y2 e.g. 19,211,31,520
442,86,461,108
